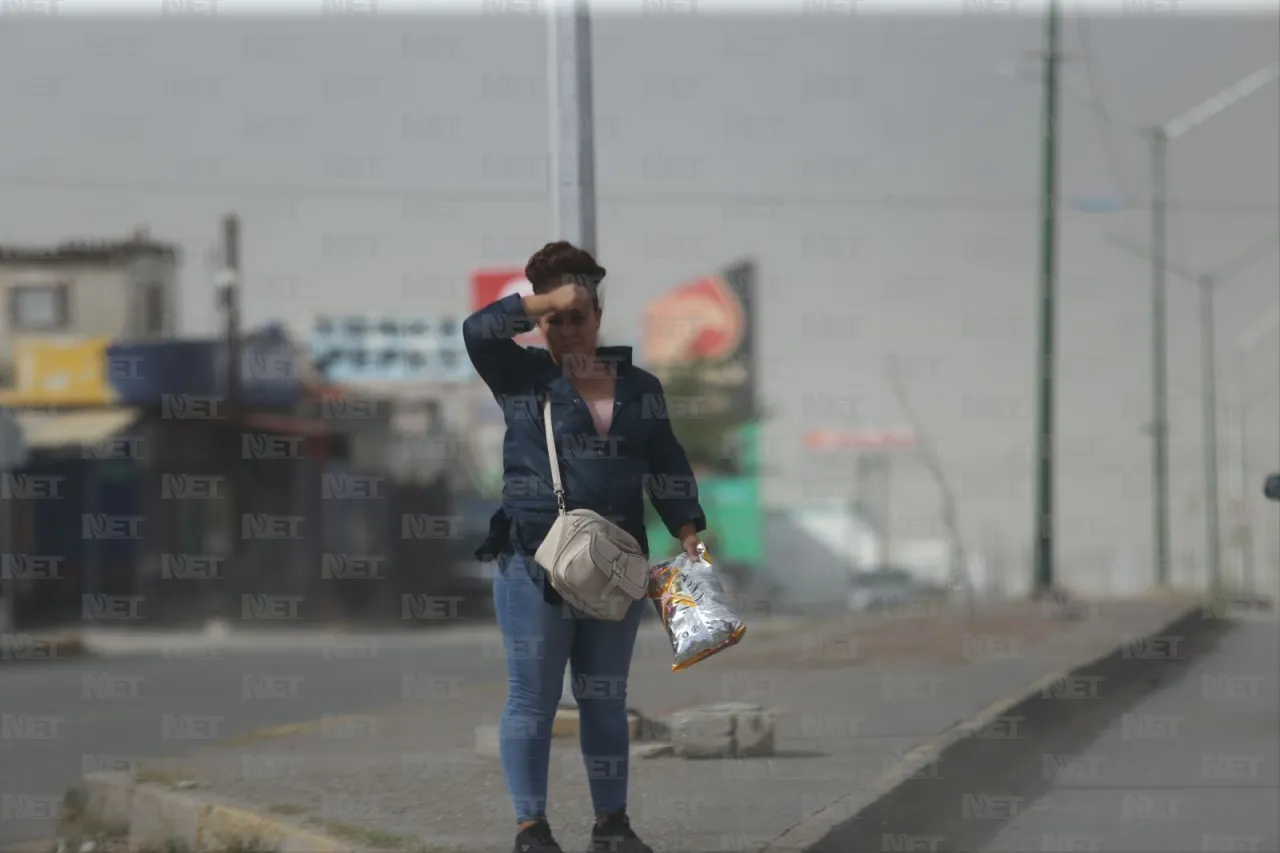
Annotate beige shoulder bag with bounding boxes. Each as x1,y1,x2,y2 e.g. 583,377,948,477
533,401,649,620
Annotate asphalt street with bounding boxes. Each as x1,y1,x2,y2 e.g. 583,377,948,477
0,613,720,850
980,613,1279,853
0,629,513,849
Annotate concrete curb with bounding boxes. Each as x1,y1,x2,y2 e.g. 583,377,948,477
551,706,666,740
82,772,355,853
0,631,94,665
757,597,1216,853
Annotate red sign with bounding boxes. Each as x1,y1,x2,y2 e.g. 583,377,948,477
470,268,544,348
642,271,745,367
804,429,917,451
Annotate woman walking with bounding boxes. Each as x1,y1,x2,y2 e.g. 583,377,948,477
464,241,706,853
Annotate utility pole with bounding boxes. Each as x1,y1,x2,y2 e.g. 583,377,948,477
547,0,598,255
1148,127,1172,587
547,0,598,710
1032,0,1061,597
1197,275,1223,591
0,411,24,636
218,214,244,621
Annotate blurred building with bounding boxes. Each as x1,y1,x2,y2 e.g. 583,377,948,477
0,227,178,360
0,228,180,467
0,229,180,628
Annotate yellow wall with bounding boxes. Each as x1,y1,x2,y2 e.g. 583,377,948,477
0,337,118,407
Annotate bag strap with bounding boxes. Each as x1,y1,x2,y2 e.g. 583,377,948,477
542,401,567,516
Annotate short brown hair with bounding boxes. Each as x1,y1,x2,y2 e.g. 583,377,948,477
524,241,607,296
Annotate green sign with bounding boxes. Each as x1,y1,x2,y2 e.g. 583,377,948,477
647,424,764,567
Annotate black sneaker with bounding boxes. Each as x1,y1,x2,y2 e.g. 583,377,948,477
589,813,653,853
514,820,563,853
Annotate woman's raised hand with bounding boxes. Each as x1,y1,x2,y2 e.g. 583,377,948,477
523,280,593,318
546,280,593,314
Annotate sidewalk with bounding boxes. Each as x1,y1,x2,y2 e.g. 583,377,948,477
87,596,1201,853
34,613,825,660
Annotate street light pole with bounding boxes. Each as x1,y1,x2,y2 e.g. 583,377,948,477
1148,127,1171,586
1032,0,1061,597
547,0,598,255
219,214,243,623
1106,232,1280,594
547,0,598,710
1231,305,1280,594
1142,61,1278,587
1197,274,1223,590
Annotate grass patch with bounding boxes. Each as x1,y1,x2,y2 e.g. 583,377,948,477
266,803,307,816
215,721,322,749
307,820,413,850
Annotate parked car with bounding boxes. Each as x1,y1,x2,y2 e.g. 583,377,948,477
846,567,942,612
1265,473,1280,501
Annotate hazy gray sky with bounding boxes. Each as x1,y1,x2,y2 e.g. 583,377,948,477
1,9,1277,586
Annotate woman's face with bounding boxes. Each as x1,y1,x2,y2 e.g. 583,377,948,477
539,303,601,363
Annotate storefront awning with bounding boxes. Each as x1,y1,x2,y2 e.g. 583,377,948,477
14,408,140,450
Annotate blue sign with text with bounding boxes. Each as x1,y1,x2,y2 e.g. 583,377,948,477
309,316,471,384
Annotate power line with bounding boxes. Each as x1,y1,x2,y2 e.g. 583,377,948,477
0,173,1276,215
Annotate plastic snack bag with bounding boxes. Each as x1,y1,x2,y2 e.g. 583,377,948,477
648,543,747,672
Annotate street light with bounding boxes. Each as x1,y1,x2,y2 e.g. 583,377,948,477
547,0,599,712
1105,231,1280,592
1003,59,1280,588
1146,61,1280,587
1230,303,1280,594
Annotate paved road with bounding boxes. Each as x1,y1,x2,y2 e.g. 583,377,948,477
116,599,1197,853
981,614,1280,853
0,614,801,849
0,629,513,849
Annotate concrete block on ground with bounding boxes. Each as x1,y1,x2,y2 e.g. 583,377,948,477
734,707,777,757
669,702,776,759
125,782,209,850
669,708,733,758
635,714,670,742
84,772,133,827
631,742,674,760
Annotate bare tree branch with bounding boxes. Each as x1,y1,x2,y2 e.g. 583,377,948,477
882,353,975,619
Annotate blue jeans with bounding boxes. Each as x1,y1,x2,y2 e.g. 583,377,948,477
493,553,645,824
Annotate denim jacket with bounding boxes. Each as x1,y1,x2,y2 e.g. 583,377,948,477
464,293,707,584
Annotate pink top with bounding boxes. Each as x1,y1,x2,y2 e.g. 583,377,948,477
586,397,615,436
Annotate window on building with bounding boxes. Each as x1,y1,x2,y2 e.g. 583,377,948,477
10,283,71,331
143,282,166,335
